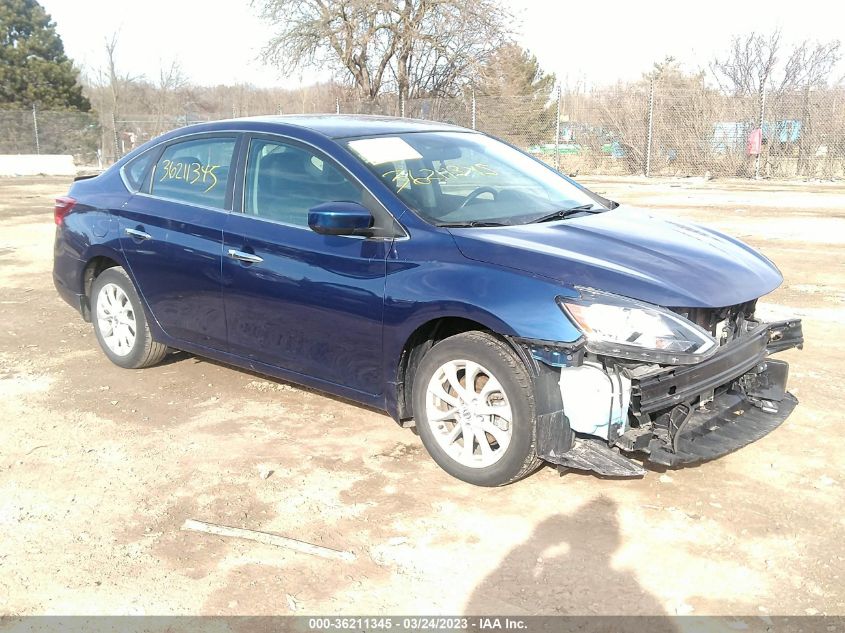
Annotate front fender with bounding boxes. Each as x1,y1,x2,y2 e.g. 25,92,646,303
384,260,581,343
382,231,583,417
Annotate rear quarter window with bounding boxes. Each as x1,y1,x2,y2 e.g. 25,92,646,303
122,150,156,192
151,137,237,209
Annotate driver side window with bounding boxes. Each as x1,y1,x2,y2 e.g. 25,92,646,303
244,139,363,227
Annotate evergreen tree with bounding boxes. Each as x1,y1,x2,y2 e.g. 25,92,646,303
476,44,556,99
475,44,557,146
0,0,90,110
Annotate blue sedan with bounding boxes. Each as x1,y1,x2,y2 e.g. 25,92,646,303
52,115,803,486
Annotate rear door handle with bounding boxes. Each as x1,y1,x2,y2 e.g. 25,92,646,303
227,249,263,264
124,228,152,241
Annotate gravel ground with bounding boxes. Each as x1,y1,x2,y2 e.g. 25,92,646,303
0,175,842,617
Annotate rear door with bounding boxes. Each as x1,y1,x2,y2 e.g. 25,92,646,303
118,134,239,350
221,135,391,396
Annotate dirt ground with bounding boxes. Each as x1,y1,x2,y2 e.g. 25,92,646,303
0,175,843,617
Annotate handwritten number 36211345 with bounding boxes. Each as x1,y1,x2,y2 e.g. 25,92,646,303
160,159,220,193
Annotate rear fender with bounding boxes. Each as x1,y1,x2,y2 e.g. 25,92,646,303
74,245,169,342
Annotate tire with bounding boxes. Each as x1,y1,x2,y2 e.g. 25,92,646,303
412,331,542,487
90,266,168,369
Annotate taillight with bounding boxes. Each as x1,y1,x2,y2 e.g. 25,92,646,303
54,196,76,225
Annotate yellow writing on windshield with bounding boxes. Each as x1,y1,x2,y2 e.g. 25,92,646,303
382,163,498,192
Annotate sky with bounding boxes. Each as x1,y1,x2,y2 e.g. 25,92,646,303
40,0,845,90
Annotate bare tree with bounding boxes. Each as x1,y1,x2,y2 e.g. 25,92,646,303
711,31,842,176
253,0,511,101
782,40,841,91
597,83,649,174
645,59,723,175
782,40,842,174
712,31,841,95
710,31,783,97
102,33,144,123
393,0,510,98
153,59,187,135
82,33,144,161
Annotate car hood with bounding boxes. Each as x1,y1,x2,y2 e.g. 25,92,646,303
448,207,782,308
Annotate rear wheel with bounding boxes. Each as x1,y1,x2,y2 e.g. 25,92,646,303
412,331,542,486
91,267,167,369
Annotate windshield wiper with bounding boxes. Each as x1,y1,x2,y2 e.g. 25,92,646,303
437,221,508,228
529,204,600,224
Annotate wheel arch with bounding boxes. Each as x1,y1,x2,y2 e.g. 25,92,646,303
392,315,526,424
79,248,127,321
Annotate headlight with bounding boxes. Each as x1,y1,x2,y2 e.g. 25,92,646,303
558,288,717,364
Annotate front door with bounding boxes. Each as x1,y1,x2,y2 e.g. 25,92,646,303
222,137,388,396
118,134,238,350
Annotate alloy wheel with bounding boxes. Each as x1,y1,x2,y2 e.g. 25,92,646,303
96,282,137,357
425,359,513,468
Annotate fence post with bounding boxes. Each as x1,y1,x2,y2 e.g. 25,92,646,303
112,112,121,161
555,86,562,171
32,104,40,155
336,97,340,115
472,89,477,130
754,85,766,180
645,77,655,177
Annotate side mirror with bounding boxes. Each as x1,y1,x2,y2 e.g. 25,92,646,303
308,201,374,237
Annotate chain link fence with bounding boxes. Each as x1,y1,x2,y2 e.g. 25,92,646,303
0,108,101,165
3,84,844,177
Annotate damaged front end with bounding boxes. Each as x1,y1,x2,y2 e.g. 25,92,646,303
515,297,804,478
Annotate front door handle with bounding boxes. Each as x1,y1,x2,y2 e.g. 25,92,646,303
227,249,263,264
125,227,152,241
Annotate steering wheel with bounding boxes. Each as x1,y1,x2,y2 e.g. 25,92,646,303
457,186,498,210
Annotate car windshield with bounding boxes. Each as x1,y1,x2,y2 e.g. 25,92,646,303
346,131,606,226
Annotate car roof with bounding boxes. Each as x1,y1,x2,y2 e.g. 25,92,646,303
113,115,479,172
229,114,470,139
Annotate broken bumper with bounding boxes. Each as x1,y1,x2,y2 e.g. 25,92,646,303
645,389,798,466
630,319,803,467
534,319,803,477
633,319,803,415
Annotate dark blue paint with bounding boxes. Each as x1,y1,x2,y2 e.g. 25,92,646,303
222,213,387,394
118,195,229,349
234,114,464,139
449,207,783,308
53,115,784,422
308,201,373,235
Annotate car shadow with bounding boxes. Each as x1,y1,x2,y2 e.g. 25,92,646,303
168,350,391,417
463,496,674,626
157,349,193,366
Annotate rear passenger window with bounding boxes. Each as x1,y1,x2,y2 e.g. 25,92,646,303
243,138,363,226
151,137,236,209
122,150,155,192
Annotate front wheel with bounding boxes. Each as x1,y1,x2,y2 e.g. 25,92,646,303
91,267,168,369
412,331,542,486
